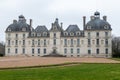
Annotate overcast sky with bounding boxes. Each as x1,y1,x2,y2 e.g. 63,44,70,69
0,0,120,41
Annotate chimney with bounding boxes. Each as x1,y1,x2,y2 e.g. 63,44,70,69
103,16,107,21
13,20,17,23
83,16,86,30
61,22,63,29
29,19,32,31
90,16,94,20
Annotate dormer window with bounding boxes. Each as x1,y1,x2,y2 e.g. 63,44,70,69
104,25,109,29
43,32,47,36
87,26,91,29
76,32,80,36
70,32,74,36
37,33,41,37
64,32,68,36
22,28,26,31
31,33,34,36
8,28,11,31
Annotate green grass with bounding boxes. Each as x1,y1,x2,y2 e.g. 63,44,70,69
0,63,120,80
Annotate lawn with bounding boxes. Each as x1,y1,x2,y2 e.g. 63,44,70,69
0,63,120,80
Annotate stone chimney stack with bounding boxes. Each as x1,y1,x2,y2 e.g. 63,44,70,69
103,16,107,21
30,19,32,31
61,22,63,29
83,16,86,30
90,16,94,20
13,20,17,23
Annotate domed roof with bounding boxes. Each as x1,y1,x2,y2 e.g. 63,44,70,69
6,15,31,32
85,12,112,30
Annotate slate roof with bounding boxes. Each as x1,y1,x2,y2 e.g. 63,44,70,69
85,11,112,30
35,26,48,33
66,25,80,33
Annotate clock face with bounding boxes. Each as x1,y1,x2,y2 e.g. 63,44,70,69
104,25,109,29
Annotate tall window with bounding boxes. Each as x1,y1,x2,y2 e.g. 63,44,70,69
8,40,10,45
96,32,99,37
38,48,40,54
38,40,40,45
64,39,67,46
54,33,56,38
105,39,108,45
96,49,99,54
77,39,80,46
8,48,10,53
71,48,73,54
15,40,18,45
71,39,73,46
23,34,25,38
44,39,46,46
32,40,34,46
44,49,46,54
64,48,67,54
23,48,25,54
88,50,91,54
54,39,56,45
105,32,108,37
77,48,80,54
88,32,90,37
15,48,18,54
88,39,91,45
96,39,99,45
32,48,34,54
23,40,25,45
105,48,108,54
16,34,18,38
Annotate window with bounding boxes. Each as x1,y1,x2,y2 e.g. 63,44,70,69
15,40,18,45
32,48,34,54
96,32,99,37
64,39,67,46
16,34,18,38
64,48,67,54
38,48,40,54
71,39,73,46
71,48,73,54
76,32,80,35
104,25,109,29
88,39,91,45
70,33,74,36
88,50,91,54
88,32,90,37
8,48,10,53
105,32,108,37
105,39,108,45
32,33,34,36
87,26,91,29
54,39,56,45
23,48,25,54
8,28,11,31
15,48,18,54
64,32,68,36
77,39,80,46
32,40,34,46
96,39,99,45
38,40,40,45
37,33,41,37
44,49,46,54
77,49,80,54
44,39,46,46
23,40,25,45
54,33,56,38
23,34,25,38
96,49,99,54
8,40,10,45
105,48,108,54
43,32,47,36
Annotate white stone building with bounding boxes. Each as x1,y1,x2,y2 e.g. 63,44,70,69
5,11,112,57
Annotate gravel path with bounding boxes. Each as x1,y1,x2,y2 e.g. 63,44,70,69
0,57,119,68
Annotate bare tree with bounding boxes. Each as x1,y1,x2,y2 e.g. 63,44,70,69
112,36,120,57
